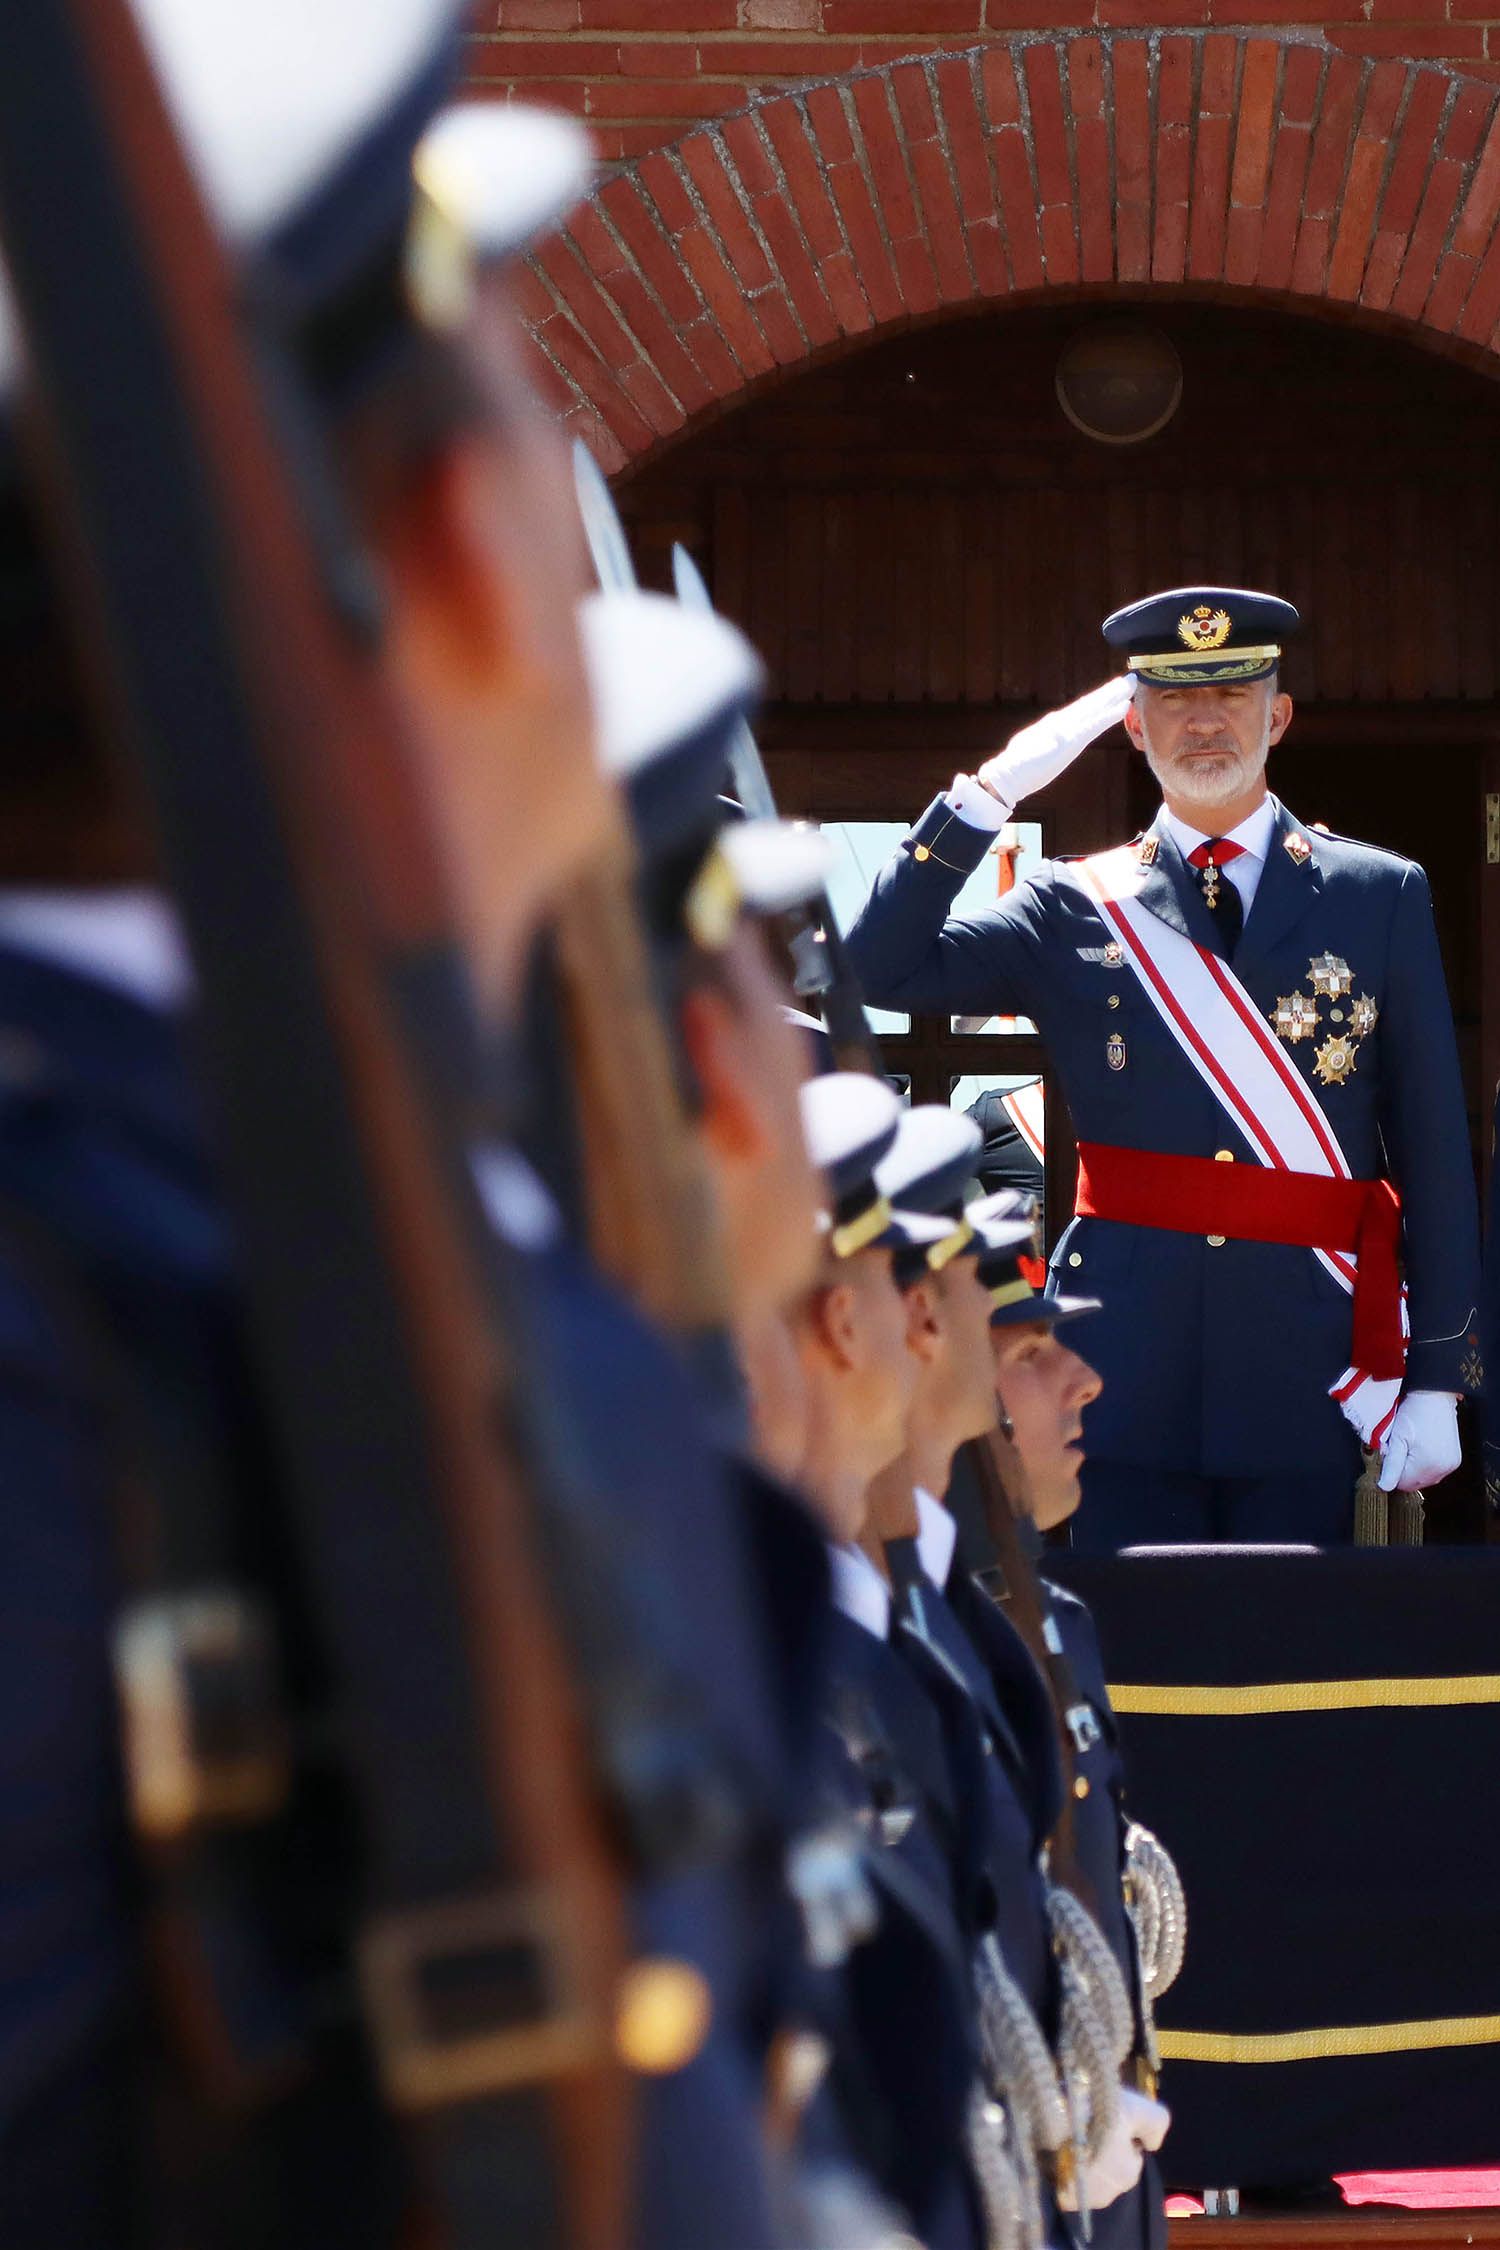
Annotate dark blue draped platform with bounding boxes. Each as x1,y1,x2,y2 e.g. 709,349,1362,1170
1048,1548,1500,2189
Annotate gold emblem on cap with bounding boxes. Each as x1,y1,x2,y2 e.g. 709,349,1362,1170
1178,605,1233,652
615,1958,712,2076
1313,1033,1358,1087
1308,952,1353,999
1272,993,1318,1044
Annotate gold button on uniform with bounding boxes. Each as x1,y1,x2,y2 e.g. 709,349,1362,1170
914,844,931,862
1068,1252,1083,1268
615,1958,713,2076
1210,1150,1231,1243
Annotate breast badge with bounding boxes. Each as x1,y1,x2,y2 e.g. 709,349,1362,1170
1269,959,1376,1085
1313,1032,1358,1086
1307,952,1353,999
1106,1033,1126,1072
1272,993,1317,1043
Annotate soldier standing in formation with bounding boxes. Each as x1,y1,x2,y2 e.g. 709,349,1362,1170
0,2,1188,2244
847,593,1480,1549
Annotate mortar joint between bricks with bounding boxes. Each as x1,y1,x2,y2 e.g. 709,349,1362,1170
835,77,913,284
594,187,713,349
677,129,808,344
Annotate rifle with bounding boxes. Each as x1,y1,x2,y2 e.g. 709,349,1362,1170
559,450,741,1381
670,538,877,1074
962,1424,1097,1906
0,6,628,2243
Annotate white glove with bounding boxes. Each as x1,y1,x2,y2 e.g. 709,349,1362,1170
1057,2108,1144,2214
1378,1391,1462,1492
1118,2086,1171,2155
975,675,1136,813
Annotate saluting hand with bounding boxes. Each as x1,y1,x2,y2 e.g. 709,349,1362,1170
975,674,1136,814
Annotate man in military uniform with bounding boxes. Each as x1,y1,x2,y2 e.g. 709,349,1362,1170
0,16,827,2250
847,588,1480,1548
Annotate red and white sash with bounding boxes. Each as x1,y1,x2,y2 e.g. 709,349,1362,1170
1067,845,1403,1448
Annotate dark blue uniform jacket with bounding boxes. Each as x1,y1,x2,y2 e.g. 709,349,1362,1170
848,797,1480,1476
820,1606,984,2250
0,941,811,2250
1037,1577,1168,2250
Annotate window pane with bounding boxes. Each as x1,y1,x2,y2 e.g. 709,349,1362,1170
819,819,911,1035
952,1072,1046,1225
949,819,1042,1034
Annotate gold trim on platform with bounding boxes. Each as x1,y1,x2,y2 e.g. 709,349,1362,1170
1107,1674,1500,1716
1159,2015,1500,2065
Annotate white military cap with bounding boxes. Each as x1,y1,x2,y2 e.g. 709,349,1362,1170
0,0,593,397
578,588,830,950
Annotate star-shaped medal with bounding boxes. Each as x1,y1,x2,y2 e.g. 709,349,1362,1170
1272,993,1318,1043
1308,952,1353,999
1350,993,1379,1040
1313,1032,1358,1086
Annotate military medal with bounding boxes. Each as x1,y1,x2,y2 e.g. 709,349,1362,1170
1350,993,1378,1039
1201,862,1222,910
1272,992,1318,1043
1308,952,1353,999
1106,1033,1126,1071
1313,1032,1358,1086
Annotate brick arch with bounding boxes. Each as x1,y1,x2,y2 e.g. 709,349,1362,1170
517,35,1500,472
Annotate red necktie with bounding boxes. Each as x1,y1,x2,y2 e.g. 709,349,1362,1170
1185,838,1246,952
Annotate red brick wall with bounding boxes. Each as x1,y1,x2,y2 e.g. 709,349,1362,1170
506,34,1500,469
469,0,1500,164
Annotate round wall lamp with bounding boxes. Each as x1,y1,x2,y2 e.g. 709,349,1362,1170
1055,321,1183,445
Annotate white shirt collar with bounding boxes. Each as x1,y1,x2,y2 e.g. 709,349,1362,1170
913,1485,957,1591
1159,794,1279,865
0,887,192,1012
826,1542,892,1640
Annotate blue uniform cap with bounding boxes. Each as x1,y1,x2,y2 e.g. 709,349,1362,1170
580,589,828,953
0,7,593,412
1103,585,1299,687
800,1072,948,1262
965,1189,1100,1328
875,1104,983,1226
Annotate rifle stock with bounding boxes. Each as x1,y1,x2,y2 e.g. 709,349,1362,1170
963,1426,1090,1904
551,807,732,1341
0,4,628,2242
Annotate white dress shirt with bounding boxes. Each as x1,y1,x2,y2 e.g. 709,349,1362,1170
912,1485,957,1593
1158,795,1279,920
0,886,192,1012
826,1541,892,1640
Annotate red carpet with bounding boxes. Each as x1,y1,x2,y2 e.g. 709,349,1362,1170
1166,2176,1500,2218
1336,2173,1500,2209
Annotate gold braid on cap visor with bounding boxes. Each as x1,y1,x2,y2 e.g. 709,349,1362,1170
926,1218,975,1272
1129,644,1280,684
830,1196,894,1259
988,1276,1037,1312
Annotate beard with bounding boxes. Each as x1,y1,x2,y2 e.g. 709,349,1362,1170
1141,705,1272,807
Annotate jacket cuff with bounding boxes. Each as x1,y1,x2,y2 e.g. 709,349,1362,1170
1406,1314,1482,1397
906,795,997,878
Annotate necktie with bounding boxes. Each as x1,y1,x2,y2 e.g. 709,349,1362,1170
1186,838,1246,956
